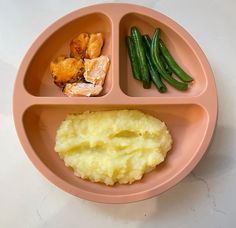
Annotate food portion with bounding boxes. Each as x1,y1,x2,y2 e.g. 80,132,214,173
130,27,151,89
142,35,167,93
150,29,188,91
55,110,173,186
70,33,90,60
63,82,103,97
50,32,109,96
127,26,194,93
50,56,84,88
84,55,110,85
70,32,103,60
86,33,104,59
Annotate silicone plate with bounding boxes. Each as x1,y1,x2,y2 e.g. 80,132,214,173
13,3,217,203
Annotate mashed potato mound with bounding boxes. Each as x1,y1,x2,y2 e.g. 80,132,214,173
55,110,172,185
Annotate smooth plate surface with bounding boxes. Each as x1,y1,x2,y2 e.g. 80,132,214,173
13,3,217,203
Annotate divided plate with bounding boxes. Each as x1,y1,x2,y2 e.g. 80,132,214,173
13,3,217,203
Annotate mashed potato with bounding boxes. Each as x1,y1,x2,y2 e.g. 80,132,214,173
55,110,172,185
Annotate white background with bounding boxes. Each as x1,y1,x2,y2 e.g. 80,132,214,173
1,0,236,227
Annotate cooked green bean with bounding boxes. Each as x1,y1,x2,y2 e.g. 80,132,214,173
160,54,172,75
151,28,188,91
159,39,193,82
142,35,167,93
126,36,142,80
143,34,172,75
131,26,151,89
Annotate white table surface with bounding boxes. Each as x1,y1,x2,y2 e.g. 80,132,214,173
1,0,236,227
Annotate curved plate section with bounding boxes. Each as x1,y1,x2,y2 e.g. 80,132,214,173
24,13,112,97
119,13,207,97
22,104,208,202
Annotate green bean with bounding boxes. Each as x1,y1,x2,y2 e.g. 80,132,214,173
143,34,172,75
126,36,142,80
159,39,193,82
160,54,172,75
142,35,167,93
131,26,151,89
151,28,188,91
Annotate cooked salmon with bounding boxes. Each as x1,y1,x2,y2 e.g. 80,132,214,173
50,56,84,88
86,33,103,59
84,55,110,86
70,33,103,60
63,82,103,97
70,33,89,60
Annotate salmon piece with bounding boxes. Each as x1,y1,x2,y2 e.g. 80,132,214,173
84,55,110,86
63,82,103,97
70,33,89,60
86,33,104,59
50,56,84,88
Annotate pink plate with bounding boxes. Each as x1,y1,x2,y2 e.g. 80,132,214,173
13,3,217,203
